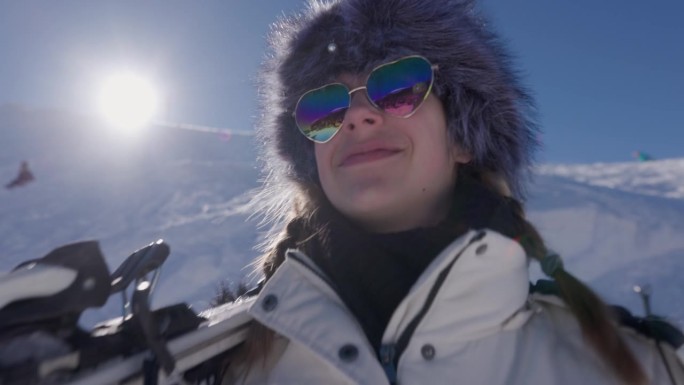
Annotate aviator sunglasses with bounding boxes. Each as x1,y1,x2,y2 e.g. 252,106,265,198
293,55,438,143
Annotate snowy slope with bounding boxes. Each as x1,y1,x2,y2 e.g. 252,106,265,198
1,105,682,327
0,105,260,325
527,174,684,323
538,160,684,199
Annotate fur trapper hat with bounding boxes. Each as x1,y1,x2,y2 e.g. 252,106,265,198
256,0,539,206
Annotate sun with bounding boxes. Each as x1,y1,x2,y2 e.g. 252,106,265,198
98,72,159,131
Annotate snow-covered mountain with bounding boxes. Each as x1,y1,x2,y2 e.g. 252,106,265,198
1,105,682,327
537,160,684,199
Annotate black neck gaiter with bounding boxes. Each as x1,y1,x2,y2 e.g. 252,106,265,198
304,175,519,352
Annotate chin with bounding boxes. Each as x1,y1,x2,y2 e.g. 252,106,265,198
340,200,401,230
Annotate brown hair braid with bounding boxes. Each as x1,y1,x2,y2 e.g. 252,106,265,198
483,170,647,385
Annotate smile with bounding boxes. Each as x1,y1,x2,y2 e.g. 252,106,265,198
339,148,403,167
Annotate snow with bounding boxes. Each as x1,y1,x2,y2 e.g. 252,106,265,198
526,175,684,324
537,159,684,199
1,105,682,328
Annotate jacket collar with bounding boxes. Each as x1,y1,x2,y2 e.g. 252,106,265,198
248,229,530,380
249,247,388,384
381,229,531,344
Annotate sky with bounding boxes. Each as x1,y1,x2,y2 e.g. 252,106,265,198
0,0,682,164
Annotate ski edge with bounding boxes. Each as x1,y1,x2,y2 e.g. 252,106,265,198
63,298,255,385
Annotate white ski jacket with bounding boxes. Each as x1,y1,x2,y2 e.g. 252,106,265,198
229,229,684,385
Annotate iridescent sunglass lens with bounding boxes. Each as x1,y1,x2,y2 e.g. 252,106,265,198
366,56,433,117
295,84,350,143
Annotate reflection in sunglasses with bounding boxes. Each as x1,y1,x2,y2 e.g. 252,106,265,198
308,108,347,138
375,86,425,116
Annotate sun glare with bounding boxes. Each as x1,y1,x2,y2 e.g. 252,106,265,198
98,72,159,131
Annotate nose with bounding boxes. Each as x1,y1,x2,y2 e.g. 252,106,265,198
342,88,383,132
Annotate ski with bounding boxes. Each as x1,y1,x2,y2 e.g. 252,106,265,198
0,240,255,385
62,299,253,385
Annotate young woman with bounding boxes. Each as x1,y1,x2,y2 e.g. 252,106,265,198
225,0,684,383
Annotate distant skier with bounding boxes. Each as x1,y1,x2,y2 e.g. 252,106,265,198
633,151,654,162
5,161,35,189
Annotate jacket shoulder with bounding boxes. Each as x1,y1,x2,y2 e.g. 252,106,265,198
530,279,684,351
529,279,684,385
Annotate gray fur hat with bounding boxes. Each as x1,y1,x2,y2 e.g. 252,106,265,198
256,0,539,209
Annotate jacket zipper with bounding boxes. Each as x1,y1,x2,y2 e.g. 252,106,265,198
379,344,398,384
378,230,486,383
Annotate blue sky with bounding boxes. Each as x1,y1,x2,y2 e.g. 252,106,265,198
1,0,682,164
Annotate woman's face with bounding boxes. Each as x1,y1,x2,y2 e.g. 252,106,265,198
315,73,471,233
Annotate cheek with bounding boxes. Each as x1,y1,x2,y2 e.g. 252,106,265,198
315,144,343,208
314,143,333,182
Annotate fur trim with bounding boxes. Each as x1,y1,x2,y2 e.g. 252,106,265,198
255,0,539,220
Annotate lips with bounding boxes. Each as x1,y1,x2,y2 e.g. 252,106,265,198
339,142,403,166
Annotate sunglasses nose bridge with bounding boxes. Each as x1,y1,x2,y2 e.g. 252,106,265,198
347,85,374,109
342,84,385,132
349,86,368,103
347,85,367,96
